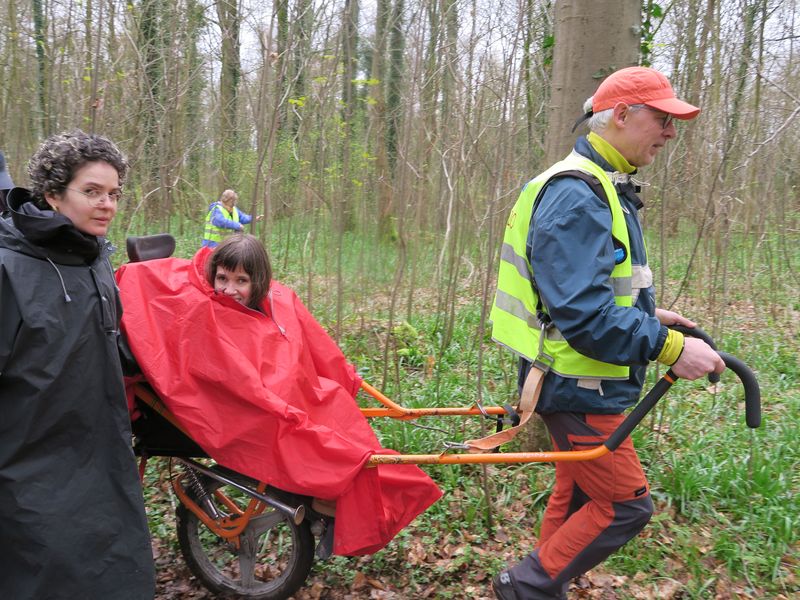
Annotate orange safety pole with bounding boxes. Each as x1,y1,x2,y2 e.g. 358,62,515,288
359,380,508,419
366,445,610,466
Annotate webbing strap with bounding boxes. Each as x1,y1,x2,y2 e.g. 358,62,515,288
463,365,545,453
138,454,149,482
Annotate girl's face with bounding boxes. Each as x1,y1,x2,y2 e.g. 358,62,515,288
214,264,252,307
46,161,121,236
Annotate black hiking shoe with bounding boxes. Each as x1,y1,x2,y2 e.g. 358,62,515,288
492,571,519,600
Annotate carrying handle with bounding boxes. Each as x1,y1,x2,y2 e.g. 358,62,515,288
668,325,720,384
604,351,761,452
717,351,761,429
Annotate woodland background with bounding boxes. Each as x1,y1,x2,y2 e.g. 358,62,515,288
1,0,798,598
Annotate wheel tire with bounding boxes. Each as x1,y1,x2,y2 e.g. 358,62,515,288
176,475,315,600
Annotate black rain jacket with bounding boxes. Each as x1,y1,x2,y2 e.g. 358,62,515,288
0,188,155,599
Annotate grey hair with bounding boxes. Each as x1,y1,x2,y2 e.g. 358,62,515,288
27,130,128,208
584,98,649,133
219,189,238,205
582,96,611,132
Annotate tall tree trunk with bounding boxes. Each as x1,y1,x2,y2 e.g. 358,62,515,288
291,0,313,137
32,0,49,138
544,0,641,164
217,0,241,187
136,0,166,219
338,0,359,233
275,0,289,132
386,0,405,171
184,0,206,193
371,0,395,240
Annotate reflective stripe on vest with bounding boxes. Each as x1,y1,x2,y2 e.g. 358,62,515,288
203,203,240,243
490,153,633,380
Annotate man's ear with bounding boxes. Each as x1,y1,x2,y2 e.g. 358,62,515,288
611,103,629,127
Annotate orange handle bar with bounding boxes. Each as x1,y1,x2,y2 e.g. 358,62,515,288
359,380,507,419
367,445,609,466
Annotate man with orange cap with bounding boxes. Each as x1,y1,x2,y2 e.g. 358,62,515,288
490,67,725,599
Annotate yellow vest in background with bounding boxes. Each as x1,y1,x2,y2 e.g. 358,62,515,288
203,204,241,244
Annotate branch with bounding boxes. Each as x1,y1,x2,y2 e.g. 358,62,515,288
733,73,800,171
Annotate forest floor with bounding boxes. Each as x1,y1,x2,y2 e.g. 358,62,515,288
141,229,798,600
147,479,794,600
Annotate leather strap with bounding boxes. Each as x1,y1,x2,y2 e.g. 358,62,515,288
464,365,544,453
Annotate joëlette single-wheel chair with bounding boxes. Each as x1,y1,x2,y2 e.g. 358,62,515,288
125,234,761,600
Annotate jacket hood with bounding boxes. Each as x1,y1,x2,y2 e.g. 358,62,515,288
2,187,102,264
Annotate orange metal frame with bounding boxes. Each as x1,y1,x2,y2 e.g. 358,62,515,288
134,377,612,538
357,381,608,466
136,378,608,479
359,381,509,419
171,473,269,545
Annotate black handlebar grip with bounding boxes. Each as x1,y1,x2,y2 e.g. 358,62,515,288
668,325,721,384
718,351,761,428
604,350,761,452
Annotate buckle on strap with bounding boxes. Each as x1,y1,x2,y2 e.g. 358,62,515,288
496,404,520,431
534,321,554,372
442,440,470,452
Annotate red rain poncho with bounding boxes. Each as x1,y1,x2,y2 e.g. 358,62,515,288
116,248,441,555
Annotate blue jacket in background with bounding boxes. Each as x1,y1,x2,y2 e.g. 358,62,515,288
201,201,254,248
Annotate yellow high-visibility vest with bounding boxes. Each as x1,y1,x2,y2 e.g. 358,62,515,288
490,152,633,379
203,203,241,244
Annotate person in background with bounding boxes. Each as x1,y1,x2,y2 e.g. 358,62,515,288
490,67,725,599
0,150,14,215
0,130,155,600
201,188,263,248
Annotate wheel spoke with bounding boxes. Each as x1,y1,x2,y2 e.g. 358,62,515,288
237,529,258,589
246,510,284,536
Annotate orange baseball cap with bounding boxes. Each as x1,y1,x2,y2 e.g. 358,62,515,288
592,66,700,119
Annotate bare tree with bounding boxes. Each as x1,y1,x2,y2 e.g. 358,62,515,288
544,0,641,163
217,0,242,186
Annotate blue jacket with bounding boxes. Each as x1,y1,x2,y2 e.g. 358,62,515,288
521,136,668,414
201,202,254,248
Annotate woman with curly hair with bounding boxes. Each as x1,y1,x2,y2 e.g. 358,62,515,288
0,130,155,599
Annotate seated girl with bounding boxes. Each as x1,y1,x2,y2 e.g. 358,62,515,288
115,234,441,556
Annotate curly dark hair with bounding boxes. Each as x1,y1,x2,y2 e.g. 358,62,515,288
27,130,128,208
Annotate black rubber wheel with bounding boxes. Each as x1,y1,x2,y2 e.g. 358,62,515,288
176,474,314,600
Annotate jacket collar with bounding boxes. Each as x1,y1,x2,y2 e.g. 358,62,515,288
574,137,644,210
6,187,101,264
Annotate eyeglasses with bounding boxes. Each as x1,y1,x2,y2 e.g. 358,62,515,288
66,187,123,207
630,105,674,130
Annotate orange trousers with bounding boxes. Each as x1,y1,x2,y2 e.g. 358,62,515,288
506,412,654,599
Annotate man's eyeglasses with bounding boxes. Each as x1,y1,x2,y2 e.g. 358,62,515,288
630,105,674,130
66,187,123,207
